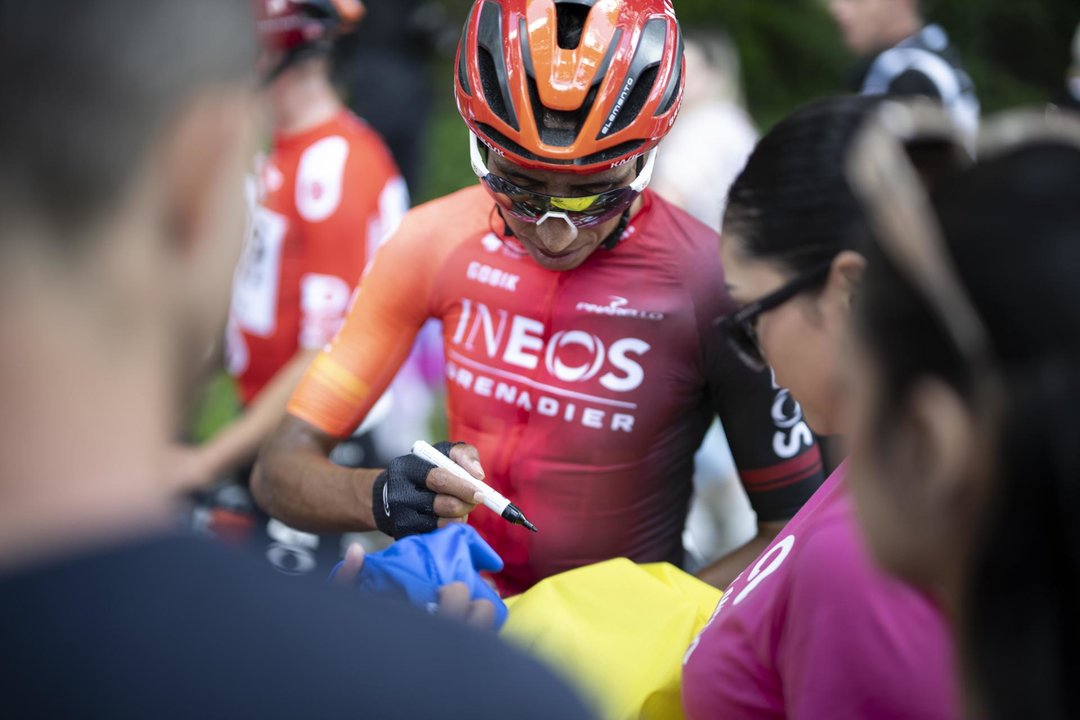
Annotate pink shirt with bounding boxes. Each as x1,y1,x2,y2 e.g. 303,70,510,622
682,463,958,719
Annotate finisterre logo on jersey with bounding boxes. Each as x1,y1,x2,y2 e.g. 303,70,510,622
576,295,665,321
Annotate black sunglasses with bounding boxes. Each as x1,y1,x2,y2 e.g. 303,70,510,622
715,260,834,372
469,132,654,228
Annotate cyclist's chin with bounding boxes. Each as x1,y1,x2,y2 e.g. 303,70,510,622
524,240,598,271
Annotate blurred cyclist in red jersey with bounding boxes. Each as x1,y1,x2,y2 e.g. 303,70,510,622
168,0,406,492
172,0,408,576
254,0,825,594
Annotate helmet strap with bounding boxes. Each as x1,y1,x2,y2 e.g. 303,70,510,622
599,154,644,251
600,207,632,251
494,206,514,238
262,42,331,85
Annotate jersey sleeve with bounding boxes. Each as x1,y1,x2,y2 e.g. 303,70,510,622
293,128,408,352
286,203,440,439
779,521,957,719
699,242,824,522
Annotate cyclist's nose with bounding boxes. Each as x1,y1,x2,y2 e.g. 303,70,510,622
534,213,579,252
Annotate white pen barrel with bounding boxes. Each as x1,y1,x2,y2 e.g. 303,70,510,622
480,491,511,515
411,441,511,515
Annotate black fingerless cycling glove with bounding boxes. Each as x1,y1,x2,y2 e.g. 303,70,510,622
372,441,457,538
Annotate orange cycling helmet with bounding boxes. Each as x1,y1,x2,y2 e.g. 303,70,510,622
455,0,685,174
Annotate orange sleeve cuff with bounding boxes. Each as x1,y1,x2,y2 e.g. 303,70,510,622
287,354,372,438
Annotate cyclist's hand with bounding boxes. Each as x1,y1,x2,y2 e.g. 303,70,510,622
371,441,483,538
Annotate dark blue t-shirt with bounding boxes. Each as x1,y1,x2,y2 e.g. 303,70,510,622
0,534,592,720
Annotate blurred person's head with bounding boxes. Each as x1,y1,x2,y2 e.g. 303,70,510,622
0,1,255,559
846,109,1080,719
682,29,744,108
719,96,878,435
256,0,364,131
826,0,923,57
454,0,683,271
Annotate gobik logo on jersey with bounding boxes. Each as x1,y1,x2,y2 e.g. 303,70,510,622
445,299,650,433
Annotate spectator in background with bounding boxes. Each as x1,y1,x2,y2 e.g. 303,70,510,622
652,29,757,233
827,0,979,134
170,0,409,576
0,2,591,718
333,0,454,197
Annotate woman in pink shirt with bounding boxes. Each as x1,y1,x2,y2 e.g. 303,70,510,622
682,96,959,719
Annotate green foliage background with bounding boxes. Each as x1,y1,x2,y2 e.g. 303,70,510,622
418,0,1080,203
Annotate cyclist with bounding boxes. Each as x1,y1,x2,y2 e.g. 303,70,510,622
254,0,824,595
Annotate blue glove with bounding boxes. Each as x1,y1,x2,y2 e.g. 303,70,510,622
330,524,509,629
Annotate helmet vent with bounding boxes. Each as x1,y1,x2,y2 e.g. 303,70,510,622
478,47,518,131
476,1,519,131
601,65,657,137
655,30,683,116
527,76,599,148
596,17,667,139
555,3,591,50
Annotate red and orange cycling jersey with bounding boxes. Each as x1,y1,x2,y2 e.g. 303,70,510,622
227,111,406,405
289,186,823,594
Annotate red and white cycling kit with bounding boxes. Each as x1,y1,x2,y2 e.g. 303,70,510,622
227,110,406,405
289,185,824,594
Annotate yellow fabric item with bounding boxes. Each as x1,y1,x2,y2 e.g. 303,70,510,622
502,559,722,720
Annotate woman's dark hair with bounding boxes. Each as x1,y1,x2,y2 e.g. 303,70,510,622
724,95,880,275
857,143,1080,719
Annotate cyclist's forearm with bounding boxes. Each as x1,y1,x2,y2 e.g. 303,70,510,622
251,421,382,533
696,520,786,590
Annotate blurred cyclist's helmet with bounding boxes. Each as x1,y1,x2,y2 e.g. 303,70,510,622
256,0,365,79
455,0,685,174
